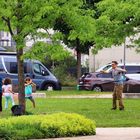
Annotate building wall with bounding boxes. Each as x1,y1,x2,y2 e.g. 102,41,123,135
89,46,140,72
0,31,16,50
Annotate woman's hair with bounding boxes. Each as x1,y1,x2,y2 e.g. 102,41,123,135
3,77,12,85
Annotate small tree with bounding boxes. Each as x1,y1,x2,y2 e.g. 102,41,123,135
0,0,60,113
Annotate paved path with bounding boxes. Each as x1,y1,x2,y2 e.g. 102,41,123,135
48,94,112,98
45,128,140,140
48,93,140,99
48,94,119,99
12,93,140,99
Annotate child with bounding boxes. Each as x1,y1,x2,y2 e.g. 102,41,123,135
25,77,36,108
2,77,15,109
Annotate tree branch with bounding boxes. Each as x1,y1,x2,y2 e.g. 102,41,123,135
45,29,52,39
7,18,14,36
2,16,8,22
2,16,14,36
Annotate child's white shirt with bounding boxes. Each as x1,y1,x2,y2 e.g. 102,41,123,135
2,84,12,96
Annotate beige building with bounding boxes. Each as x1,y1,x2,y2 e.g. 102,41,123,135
0,31,16,51
89,46,140,72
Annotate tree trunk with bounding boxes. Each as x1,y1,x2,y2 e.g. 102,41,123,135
76,39,82,81
16,47,25,114
77,50,81,80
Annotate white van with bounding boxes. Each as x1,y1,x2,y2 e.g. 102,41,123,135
96,63,140,80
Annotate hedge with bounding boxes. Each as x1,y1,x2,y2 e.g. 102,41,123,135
0,113,96,140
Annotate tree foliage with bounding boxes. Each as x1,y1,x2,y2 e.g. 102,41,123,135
53,0,96,78
53,0,96,48
93,0,140,53
23,41,70,62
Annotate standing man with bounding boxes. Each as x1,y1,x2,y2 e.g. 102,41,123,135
101,61,127,110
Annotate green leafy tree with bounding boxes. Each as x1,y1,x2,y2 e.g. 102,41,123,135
53,0,96,79
0,0,61,113
23,41,70,62
24,0,94,80
134,38,140,52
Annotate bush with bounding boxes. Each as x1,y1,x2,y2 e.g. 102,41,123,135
52,66,77,86
48,56,77,87
0,113,96,139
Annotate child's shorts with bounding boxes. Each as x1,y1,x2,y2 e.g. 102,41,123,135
25,96,33,100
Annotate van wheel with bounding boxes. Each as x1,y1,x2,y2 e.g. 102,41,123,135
92,86,102,92
44,84,54,91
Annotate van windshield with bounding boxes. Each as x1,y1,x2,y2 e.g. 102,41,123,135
102,65,112,71
33,63,49,76
0,57,4,72
96,64,112,72
3,57,29,74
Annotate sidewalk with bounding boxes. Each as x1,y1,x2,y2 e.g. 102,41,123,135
48,93,140,99
45,127,140,140
48,94,112,99
12,93,140,99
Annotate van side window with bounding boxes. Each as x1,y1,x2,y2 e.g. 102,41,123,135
4,57,29,74
33,63,49,76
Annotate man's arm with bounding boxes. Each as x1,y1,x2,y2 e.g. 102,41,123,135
100,70,112,74
116,67,127,73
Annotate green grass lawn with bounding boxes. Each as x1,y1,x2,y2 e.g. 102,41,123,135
1,95,140,127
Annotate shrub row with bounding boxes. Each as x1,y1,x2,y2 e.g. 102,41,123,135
0,113,96,140
51,66,77,86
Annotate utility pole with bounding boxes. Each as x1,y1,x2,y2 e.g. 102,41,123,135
123,40,126,69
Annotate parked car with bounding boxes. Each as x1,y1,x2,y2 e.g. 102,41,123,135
96,63,140,80
0,52,61,92
78,72,140,93
96,63,140,74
